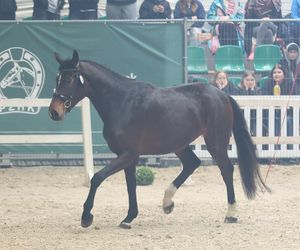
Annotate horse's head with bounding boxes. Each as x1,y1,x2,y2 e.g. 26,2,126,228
49,50,85,121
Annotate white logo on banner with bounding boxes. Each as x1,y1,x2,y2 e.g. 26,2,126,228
0,47,45,114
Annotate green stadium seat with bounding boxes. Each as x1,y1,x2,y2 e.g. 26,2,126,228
189,75,209,84
215,45,245,73
254,45,283,72
258,76,269,88
228,76,242,86
187,46,208,74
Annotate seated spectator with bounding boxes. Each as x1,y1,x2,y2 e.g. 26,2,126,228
207,0,244,48
139,0,171,19
262,64,299,95
106,0,137,19
174,0,205,28
280,43,300,83
248,19,278,60
69,0,99,20
244,0,282,57
33,0,65,20
211,71,238,94
0,0,17,20
237,71,262,95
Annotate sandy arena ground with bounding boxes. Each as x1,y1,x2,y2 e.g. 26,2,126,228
0,165,300,250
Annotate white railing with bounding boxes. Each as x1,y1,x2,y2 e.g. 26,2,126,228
193,96,300,159
1,96,300,175
0,98,94,181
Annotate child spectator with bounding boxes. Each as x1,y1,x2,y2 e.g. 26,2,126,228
174,0,205,28
207,0,244,47
0,0,17,20
69,0,99,20
139,0,171,19
211,71,238,94
237,71,262,95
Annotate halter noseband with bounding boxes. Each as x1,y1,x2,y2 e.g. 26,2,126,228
53,68,83,111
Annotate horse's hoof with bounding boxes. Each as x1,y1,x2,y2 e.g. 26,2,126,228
163,202,175,214
81,213,94,228
224,216,238,223
119,222,132,229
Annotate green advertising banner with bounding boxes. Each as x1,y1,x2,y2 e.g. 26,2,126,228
0,21,184,154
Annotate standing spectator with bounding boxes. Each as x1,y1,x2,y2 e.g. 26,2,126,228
207,0,244,48
0,0,17,20
291,0,300,46
69,0,99,20
139,0,171,19
244,0,282,57
33,0,65,20
280,42,300,83
174,0,205,28
237,71,262,95
106,0,137,19
211,71,238,94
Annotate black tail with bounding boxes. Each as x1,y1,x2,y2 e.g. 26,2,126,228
229,96,270,199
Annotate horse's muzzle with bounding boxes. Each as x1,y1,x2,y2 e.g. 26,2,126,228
48,108,63,121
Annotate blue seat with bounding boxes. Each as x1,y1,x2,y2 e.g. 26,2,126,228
187,46,208,74
228,76,242,86
215,45,245,73
254,45,283,72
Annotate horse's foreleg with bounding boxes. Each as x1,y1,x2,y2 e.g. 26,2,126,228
81,152,138,228
119,166,138,229
163,147,201,214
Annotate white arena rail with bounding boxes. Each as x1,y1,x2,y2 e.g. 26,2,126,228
1,95,300,174
0,98,94,181
193,96,300,159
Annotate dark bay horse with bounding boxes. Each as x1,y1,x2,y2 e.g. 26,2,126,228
49,50,269,229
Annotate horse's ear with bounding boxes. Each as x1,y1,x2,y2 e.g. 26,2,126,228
54,52,64,65
71,50,79,66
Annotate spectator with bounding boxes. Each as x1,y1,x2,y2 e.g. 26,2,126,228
139,0,171,19
262,64,298,95
247,20,278,60
106,0,137,19
291,0,300,46
280,43,300,83
207,0,244,47
237,71,262,95
174,0,205,28
33,0,65,20
211,71,238,94
69,0,99,20
244,0,282,57
0,0,17,20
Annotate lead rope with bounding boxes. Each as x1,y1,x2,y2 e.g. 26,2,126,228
264,69,298,183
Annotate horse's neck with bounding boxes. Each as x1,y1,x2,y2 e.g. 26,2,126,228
81,62,131,120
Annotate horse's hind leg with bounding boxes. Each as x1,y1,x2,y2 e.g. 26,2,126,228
204,136,237,223
119,165,138,229
163,146,201,214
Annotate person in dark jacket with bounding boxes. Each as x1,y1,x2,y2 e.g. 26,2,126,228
32,0,65,20
69,0,99,20
211,71,238,95
244,0,282,56
0,0,17,20
106,0,137,19
174,0,205,28
237,71,262,95
139,0,171,19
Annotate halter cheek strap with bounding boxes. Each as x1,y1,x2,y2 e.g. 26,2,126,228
53,69,84,112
